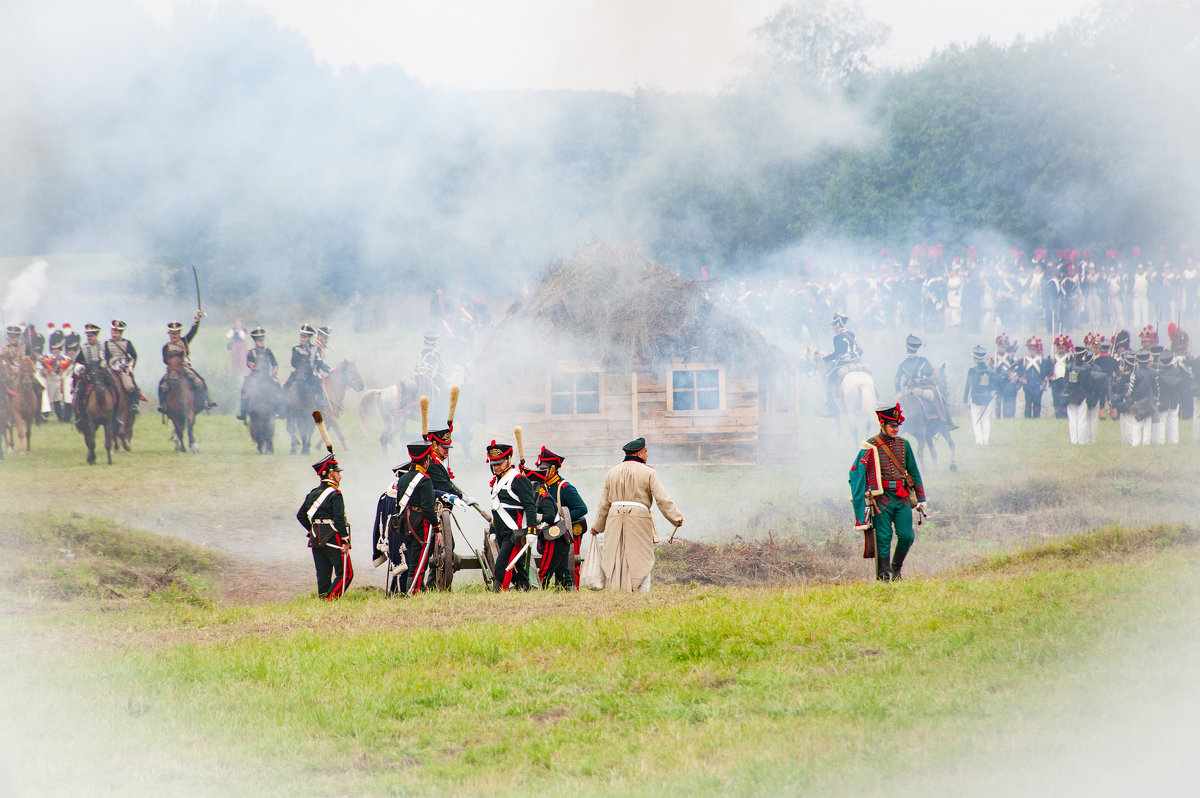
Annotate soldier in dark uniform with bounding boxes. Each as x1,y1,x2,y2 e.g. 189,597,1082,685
63,326,81,361
414,330,445,398
526,463,574,590
423,424,467,502
296,453,353,599
1112,329,1132,358
486,440,537,591
1047,334,1073,419
71,323,116,424
390,441,441,596
157,313,216,413
1155,350,1186,444
237,327,279,421
1063,344,1090,444
848,403,927,581
992,333,1020,419
1087,339,1119,439
20,322,45,357
104,320,140,415
893,333,955,427
1020,337,1049,418
533,446,588,588
1123,351,1158,446
822,312,862,417
286,323,329,411
963,344,996,444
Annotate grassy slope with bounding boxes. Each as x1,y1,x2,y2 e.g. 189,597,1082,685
1,527,1196,797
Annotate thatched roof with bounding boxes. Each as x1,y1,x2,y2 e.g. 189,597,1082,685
506,243,778,369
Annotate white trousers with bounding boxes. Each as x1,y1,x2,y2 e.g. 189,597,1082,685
1151,411,1165,445
1162,407,1179,444
1084,405,1100,444
1129,416,1152,446
970,402,991,444
1066,402,1087,444
1120,413,1135,445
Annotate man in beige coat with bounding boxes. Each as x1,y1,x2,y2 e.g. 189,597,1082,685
591,438,683,592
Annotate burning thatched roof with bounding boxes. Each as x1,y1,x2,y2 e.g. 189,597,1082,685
513,243,777,369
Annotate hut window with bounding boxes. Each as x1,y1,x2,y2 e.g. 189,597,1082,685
550,372,600,414
671,368,720,411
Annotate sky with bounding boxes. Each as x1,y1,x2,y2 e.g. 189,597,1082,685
139,0,1098,93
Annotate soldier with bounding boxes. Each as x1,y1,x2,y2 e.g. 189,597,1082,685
414,330,445,398
1063,344,1090,444
286,323,329,411
486,440,537,592
1167,324,1199,441
1112,329,1132,358
893,333,956,428
296,453,353,600
1087,339,1119,442
63,325,81,361
821,312,861,417
1138,324,1158,351
963,345,996,445
20,322,45,357
992,333,1020,419
315,325,333,362
1122,351,1158,446
591,438,684,593
1149,345,1168,443
423,423,467,502
1047,334,1073,419
848,403,927,581
1,325,22,382
41,328,73,421
526,463,574,590
1155,350,1186,445
534,446,588,588
1020,337,1049,418
157,313,217,413
237,327,279,421
392,441,441,596
71,323,116,425
104,320,140,415
1112,352,1137,445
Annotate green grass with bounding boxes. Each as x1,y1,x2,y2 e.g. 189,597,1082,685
2,526,1196,797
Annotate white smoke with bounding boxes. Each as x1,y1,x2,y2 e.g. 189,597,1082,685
1,259,50,325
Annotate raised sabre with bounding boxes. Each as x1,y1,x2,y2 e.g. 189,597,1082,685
191,265,206,318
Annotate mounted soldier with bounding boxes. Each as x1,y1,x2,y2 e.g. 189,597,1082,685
821,312,863,417
285,323,329,412
893,333,955,429
1,325,22,385
71,323,117,426
237,326,279,422
104,319,140,415
157,313,216,414
414,330,445,399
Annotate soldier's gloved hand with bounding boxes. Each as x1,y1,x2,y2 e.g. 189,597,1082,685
461,495,477,506
916,502,927,514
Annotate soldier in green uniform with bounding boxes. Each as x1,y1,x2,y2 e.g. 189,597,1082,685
296,453,353,599
533,446,588,588
963,344,996,444
848,403,927,581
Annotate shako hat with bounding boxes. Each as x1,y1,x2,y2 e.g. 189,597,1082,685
425,424,453,447
535,445,564,467
622,437,646,453
316,325,331,338
1135,350,1152,364
250,326,266,339
299,323,315,336
1072,345,1088,357
167,321,183,333
84,323,102,334
406,441,435,461
1157,350,1175,365
6,324,22,337
1025,336,1042,352
875,403,905,425
486,440,513,462
1121,351,1137,366
525,463,550,482
65,330,80,347
904,333,922,351
972,344,987,360
111,319,126,331
995,332,1010,349
1169,325,1190,354
1053,333,1072,352
422,330,438,346
48,329,65,348
312,453,341,476
831,312,848,327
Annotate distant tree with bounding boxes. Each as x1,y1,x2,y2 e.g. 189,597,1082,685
751,0,890,92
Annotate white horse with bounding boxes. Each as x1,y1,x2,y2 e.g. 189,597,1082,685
836,369,878,443
357,379,422,456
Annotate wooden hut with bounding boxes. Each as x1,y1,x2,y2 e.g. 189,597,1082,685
479,244,801,466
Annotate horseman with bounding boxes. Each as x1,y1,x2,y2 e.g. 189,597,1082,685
286,323,329,411
157,313,217,414
821,312,863,417
414,330,445,398
70,323,117,424
104,319,141,415
237,326,279,422
1,325,22,383
893,333,956,429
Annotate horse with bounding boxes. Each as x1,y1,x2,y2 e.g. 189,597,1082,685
162,355,198,453
0,367,12,459
837,369,879,443
11,356,39,455
76,362,118,465
112,383,138,452
286,375,324,455
322,360,365,450
245,371,286,454
357,378,422,456
896,365,958,472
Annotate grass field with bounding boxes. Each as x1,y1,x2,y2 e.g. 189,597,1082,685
2,399,1199,796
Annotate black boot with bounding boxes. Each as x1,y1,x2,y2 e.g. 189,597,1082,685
875,557,892,582
891,550,907,581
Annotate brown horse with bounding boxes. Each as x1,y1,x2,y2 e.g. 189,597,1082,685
0,366,12,459
897,364,958,473
162,356,197,453
323,360,364,450
113,382,138,452
11,356,39,455
76,362,118,465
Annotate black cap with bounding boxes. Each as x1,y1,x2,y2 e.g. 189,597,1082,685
972,345,987,360
536,445,564,466
426,426,453,447
486,441,513,462
407,441,434,461
622,437,646,453
905,333,922,351
312,454,341,476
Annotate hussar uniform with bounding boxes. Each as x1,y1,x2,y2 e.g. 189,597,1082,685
592,438,683,593
487,441,537,591
71,323,117,424
296,454,353,599
963,345,995,444
893,334,955,428
849,403,927,581
104,320,140,414
237,327,280,421
286,324,329,411
158,319,216,413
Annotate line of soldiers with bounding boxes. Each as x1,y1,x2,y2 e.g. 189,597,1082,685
236,323,332,421
959,323,1199,445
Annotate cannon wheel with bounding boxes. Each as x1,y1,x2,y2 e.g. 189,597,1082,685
434,507,456,591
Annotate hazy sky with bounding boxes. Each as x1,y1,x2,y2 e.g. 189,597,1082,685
140,0,1097,93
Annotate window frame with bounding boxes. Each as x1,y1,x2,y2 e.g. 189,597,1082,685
666,363,725,415
547,370,603,416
